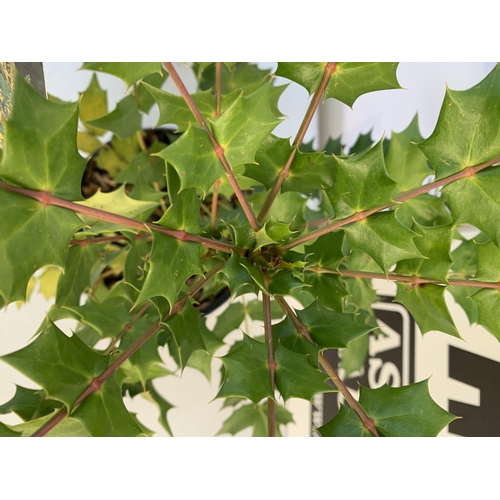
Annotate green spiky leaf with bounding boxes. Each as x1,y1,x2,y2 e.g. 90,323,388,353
82,62,162,87
471,289,500,341
217,401,293,437
157,124,224,196
274,343,335,402
244,135,335,193
394,222,454,282
1,321,109,411
326,140,397,220
88,94,141,139
71,378,144,436
136,233,202,309
473,241,500,282
443,167,500,247
216,334,273,404
76,185,158,233
143,84,215,132
0,190,82,305
211,82,281,168
79,74,108,135
343,211,423,273
296,301,374,349
386,115,431,193
395,283,460,337
0,72,86,200
276,62,401,108
319,380,456,437
418,64,500,179
164,302,207,370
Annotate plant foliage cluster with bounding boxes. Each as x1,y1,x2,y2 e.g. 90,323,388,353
1,61,500,437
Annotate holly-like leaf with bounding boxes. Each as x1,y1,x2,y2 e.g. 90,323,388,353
0,385,62,422
8,411,89,437
136,72,168,113
1,321,109,411
79,73,108,135
217,401,293,437
296,301,374,349
473,241,500,282
156,188,201,234
394,222,454,282
216,334,273,404
55,243,106,307
220,253,259,298
76,185,158,233
343,211,423,273
268,269,308,296
450,238,478,279
157,124,224,196
340,334,369,378
71,378,144,436
274,343,335,402
136,233,203,309
273,315,320,368
0,190,82,305
119,316,165,386
443,167,500,247
0,422,22,437
95,134,141,177
395,194,452,229
418,64,500,179
395,283,460,338
81,62,162,87
471,289,500,341
77,131,102,154
276,62,401,108
317,403,372,437
88,94,141,139
326,139,397,220
319,380,455,437
448,285,478,325
142,84,215,132
305,231,345,270
0,72,86,200
244,135,335,194
386,114,431,194
303,272,348,312
210,82,281,168
325,63,401,108
164,302,207,370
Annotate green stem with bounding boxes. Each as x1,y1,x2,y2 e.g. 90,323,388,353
262,273,276,437
274,296,380,437
280,155,500,251
162,62,260,232
0,181,241,255
310,266,500,290
258,62,337,223
31,262,225,437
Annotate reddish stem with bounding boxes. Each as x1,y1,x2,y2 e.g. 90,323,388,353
163,62,260,232
280,156,500,251
311,266,500,290
0,181,240,255
258,62,337,223
31,262,225,437
274,296,380,437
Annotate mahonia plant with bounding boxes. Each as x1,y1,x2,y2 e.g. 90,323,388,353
1,61,500,437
